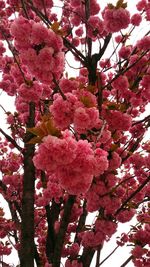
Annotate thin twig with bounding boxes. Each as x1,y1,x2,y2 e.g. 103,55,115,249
120,255,133,267
102,50,149,90
0,30,27,84
20,0,29,19
0,128,22,152
115,176,150,215
99,245,119,266
96,246,101,267
53,76,67,100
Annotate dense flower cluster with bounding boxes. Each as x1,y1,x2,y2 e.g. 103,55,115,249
10,16,64,84
33,133,108,195
103,7,130,33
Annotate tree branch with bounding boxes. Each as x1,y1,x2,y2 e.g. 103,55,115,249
120,255,133,267
53,195,75,267
115,176,150,216
0,128,22,152
20,102,35,267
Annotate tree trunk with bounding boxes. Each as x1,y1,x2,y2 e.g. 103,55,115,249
20,103,35,267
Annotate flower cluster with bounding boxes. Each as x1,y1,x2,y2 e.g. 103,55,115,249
81,219,117,247
103,7,130,33
10,16,64,84
33,133,108,195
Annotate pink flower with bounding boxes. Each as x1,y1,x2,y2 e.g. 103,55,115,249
7,114,15,124
70,0,81,7
87,16,104,40
112,75,129,91
32,0,53,10
75,27,84,37
117,209,135,223
118,46,132,59
137,36,150,51
90,0,100,16
33,135,97,195
95,219,117,237
74,106,100,133
109,151,121,170
50,93,77,130
136,0,147,11
104,110,132,131
132,245,147,258
94,148,108,176
17,82,43,103
10,16,32,50
103,7,130,33
131,13,142,26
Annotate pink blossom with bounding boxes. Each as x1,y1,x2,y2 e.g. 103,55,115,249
109,151,122,170
104,110,132,131
33,0,53,9
117,209,135,223
94,148,108,176
0,41,6,55
75,27,84,37
103,7,130,33
7,114,15,124
87,16,104,40
118,46,132,59
112,75,129,91
90,0,100,16
17,82,43,103
137,36,150,51
70,0,81,7
50,93,77,129
136,0,147,11
59,78,79,93
132,245,147,258
95,219,117,237
34,136,97,194
74,106,100,133
131,13,142,26
10,16,32,50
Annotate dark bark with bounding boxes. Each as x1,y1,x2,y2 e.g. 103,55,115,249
53,195,75,267
45,201,60,263
20,102,35,267
74,200,87,243
80,248,95,267
87,34,112,85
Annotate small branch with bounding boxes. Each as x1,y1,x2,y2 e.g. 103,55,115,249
0,30,27,84
0,104,7,113
26,0,87,65
102,50,149,90
74,200,87,243
96,246,101,267
63,38,87,66
53,195,75,267
96,34,112,62
80,247,95,267
99,245,119,266
120,255,133,267
20,0,29,19
53,76,67,100
132,115,150,126
115,176,150,216
0,128,22,152
85,0,92,59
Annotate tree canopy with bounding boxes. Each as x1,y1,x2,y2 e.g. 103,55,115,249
0,0,150,267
